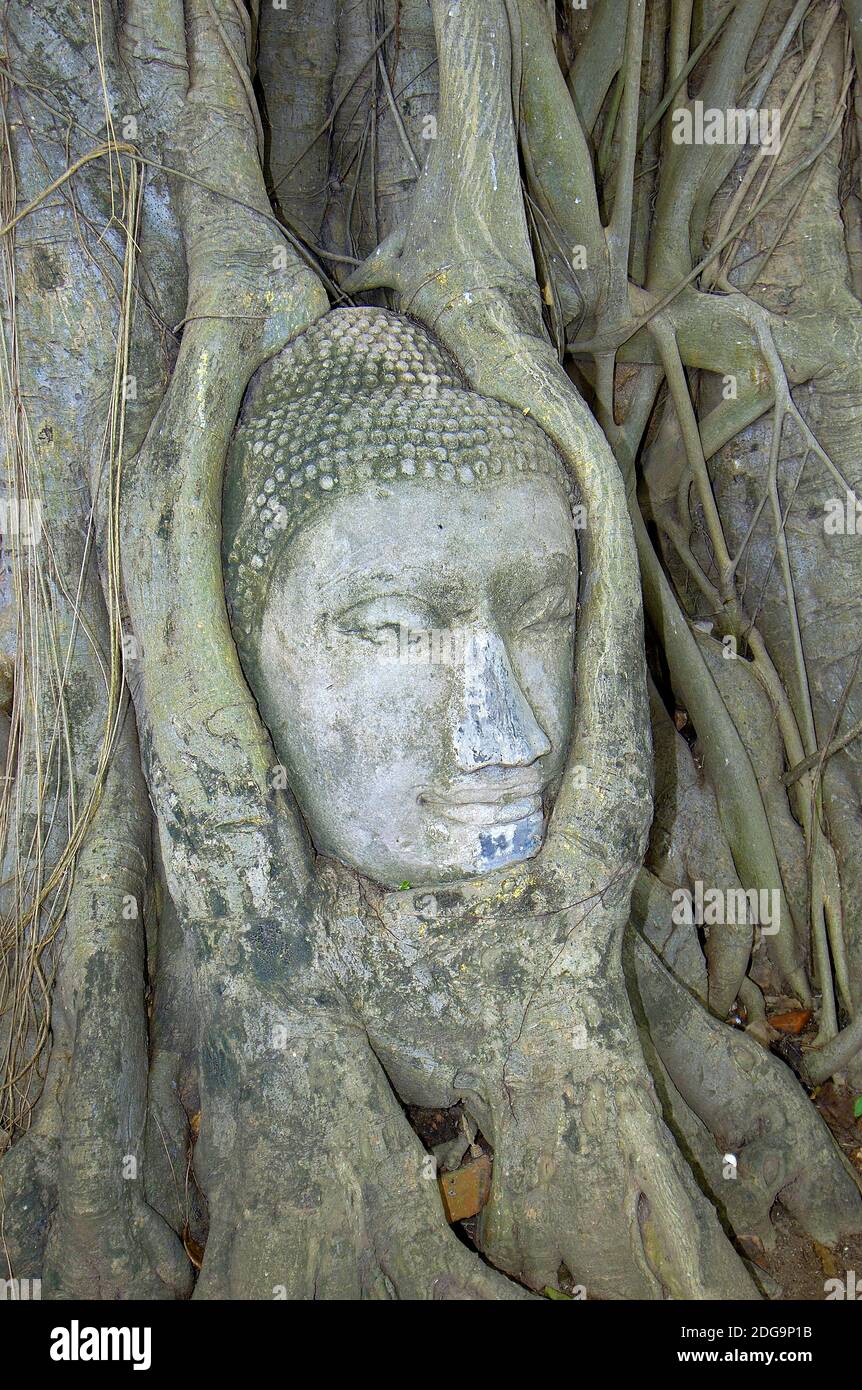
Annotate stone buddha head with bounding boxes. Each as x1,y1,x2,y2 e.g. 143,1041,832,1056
224,309,579,890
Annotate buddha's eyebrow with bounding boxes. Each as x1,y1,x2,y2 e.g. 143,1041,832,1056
318,566,403,594
496,551,576,585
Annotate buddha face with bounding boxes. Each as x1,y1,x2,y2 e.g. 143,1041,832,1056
255,474,577,889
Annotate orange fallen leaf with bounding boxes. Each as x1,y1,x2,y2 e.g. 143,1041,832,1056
767,1009,812,1034
439,1154,492,1223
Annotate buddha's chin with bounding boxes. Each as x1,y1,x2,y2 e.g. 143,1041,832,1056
323,807,548,890
469,806,546,875
404,806,547,886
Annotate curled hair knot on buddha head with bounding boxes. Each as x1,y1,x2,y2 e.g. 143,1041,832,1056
223,307,576,667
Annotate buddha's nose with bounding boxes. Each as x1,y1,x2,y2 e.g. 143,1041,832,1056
454,628,551,772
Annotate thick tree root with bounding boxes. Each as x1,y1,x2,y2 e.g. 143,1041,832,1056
190,1017,532,1300
631,932,862,1251
477,1061,758,1299
324,860,758,1300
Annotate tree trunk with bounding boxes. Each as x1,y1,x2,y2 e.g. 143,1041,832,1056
0,0,860,1301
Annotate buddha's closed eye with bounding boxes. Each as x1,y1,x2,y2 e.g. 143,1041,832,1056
511,583,576,633
337,585,575,648
336,596,440,645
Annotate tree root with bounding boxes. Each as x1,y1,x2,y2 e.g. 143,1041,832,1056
190,1007,532,1300
630,930,862,1253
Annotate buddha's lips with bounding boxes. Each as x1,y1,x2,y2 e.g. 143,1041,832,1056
417,783,544,828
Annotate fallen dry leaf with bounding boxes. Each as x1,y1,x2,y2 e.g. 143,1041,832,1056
767,1009,812,1034
439,1154,492,1223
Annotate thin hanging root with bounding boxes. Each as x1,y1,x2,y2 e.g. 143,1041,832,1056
761,402,840,1035
1,159,137,921
605,0,645,295
747,313,857,1036
377,49,420,176
602,337,809,1010
204,0,265,162
573,82,853,360
786,646,862,1016
633,502,809,1004
0,142,140,239
548,0,851,1059
784,714,862,785
0,46,139,1133
703,1,841,291
269,20,396,201
648,286,858,1052
636,2,735,151
645,319,810,1001
650,316,737,604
